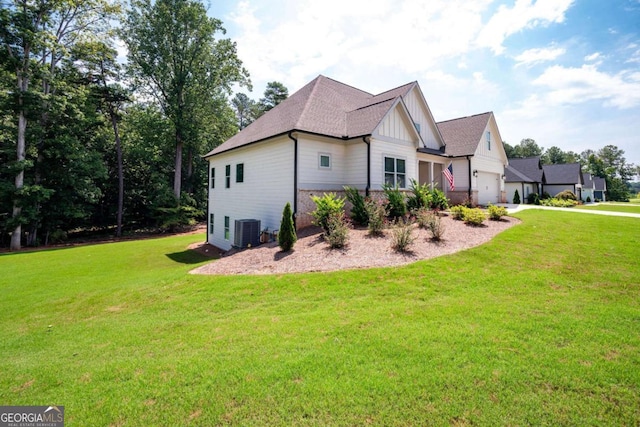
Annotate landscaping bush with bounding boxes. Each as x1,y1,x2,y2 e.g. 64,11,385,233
324,211,349,249
278,202,297,251
487,204,508,221
513,189,520,204
556,190,577,201
424,211,445,241
414,207,432,229
365,198,387,236
527,192,540,205
542,191,551,200
540,198,578,208
390,218,415,252
311,192,345,234
450,205,466,220
406,179,431,212
463,207,486,226
382,184,407,219
344,186,368,226
429,188,449,211
586,196,591,203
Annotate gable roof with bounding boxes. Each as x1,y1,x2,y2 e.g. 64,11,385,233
205,75,418,157
582,172,594,189
542,163,583,185
593,176,606,191
506,157,544,183
436,112,493,157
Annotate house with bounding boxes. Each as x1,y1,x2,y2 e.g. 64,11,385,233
504,157,544,203
436,113,509,206
204,75,507,250
542,163,583,199
581,173,607,202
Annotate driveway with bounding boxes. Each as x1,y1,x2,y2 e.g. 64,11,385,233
498,204,640,218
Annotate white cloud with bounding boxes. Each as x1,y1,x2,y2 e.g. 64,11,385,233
584,52,601,62
533,64,640,109
514,45,566,67
477,0,575,54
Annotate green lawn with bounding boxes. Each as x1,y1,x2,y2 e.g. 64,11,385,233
1,211,639,426
576,203,640,214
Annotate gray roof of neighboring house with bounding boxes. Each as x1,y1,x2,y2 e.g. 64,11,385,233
582,172,594,189
542,163,583,185
505,157,544,183
204,75,417,157
436,112,493,157
593,176,606,191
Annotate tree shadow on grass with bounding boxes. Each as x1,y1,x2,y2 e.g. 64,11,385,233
165,250,215,264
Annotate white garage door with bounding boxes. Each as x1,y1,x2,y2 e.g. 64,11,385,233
477,172,500,205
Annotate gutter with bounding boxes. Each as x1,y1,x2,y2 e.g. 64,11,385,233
362,136,371,196
288,131,298,227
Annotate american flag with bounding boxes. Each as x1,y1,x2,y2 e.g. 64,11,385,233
443,162,455,191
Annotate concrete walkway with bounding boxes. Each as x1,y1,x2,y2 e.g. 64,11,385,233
497,203,640,218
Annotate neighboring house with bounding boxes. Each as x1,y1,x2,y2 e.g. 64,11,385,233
504,157,544,203
436,113,508,206
582,173,607,202
204,75,506,250
542,163,583,199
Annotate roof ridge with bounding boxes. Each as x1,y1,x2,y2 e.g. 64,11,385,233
373,81,416,97
322,75,374,97
436,111,492,124
295,75,324,130
350,97,396,112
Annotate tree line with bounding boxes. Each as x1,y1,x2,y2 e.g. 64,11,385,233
0,0,287,250
504,139,638,201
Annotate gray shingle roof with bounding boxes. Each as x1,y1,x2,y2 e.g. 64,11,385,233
542,163,583,185
593,176,606,191
582,172,594,189
436,112,492,157
506,157,543,183
205,75,416,157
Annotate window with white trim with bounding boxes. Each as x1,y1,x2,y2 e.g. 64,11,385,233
486,131,491,150
225,165,231,188
224,216,230,240
384,156,406,188
236,163,244,183
319,153,331,169
209,213,214,234
210,167,215,189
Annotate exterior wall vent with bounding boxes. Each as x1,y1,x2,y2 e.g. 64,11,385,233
234,219,261,248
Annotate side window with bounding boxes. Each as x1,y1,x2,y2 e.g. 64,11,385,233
486,131,491,151
224,216,230,240
384,156,406,188
210,167,215,189
319,153,331,169
225,165,231,188
236,163,244,183
209,213,214,234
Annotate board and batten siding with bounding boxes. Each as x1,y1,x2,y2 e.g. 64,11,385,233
376,104,419,144
208,136,294,251
470,118,507,198
402,88,442,150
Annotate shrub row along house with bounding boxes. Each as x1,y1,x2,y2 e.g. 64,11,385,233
204,75,508,250
505,157,607,203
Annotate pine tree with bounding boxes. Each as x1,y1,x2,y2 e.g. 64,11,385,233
513,189,521,204
278,202,297,251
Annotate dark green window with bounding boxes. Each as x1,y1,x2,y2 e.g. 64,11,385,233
225,165,231,188
224,216,230,240
236,163,244,183
210,167,215,188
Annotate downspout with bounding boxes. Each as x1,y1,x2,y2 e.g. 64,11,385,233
363,136,371,196
206,162,210,242
467,156,472,201
521,182,525,204
288,131,298,227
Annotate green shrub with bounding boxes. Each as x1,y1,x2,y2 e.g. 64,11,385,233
527,192,540,205
556,190,577,201
382,184,407,219
463,207,486,226
344,186,368,226
513,189,520,204
586,196,591,203
365,198,387,236
390,218,415,252
540,198,578,208
542,191,551,200
48,229,68,244
414,207,432,229
424,211,445,241
324,211,349,249
450,205,466,220
311,192,345,234
278,202,297,251
429,188,449,211
487,204,508,221
406,179,431,212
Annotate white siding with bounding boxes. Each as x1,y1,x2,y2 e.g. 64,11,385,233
370,137,418,190
471,116,508,198
298,135,347,190
505,182,535,204
345,141,368,189
451,159,470,190
208,136,294,251
403,88,442,150
544,184,576,197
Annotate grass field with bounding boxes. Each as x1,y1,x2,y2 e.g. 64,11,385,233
1,211,639,426
575,203,640,214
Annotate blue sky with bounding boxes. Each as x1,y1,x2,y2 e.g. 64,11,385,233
207,0,640,168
